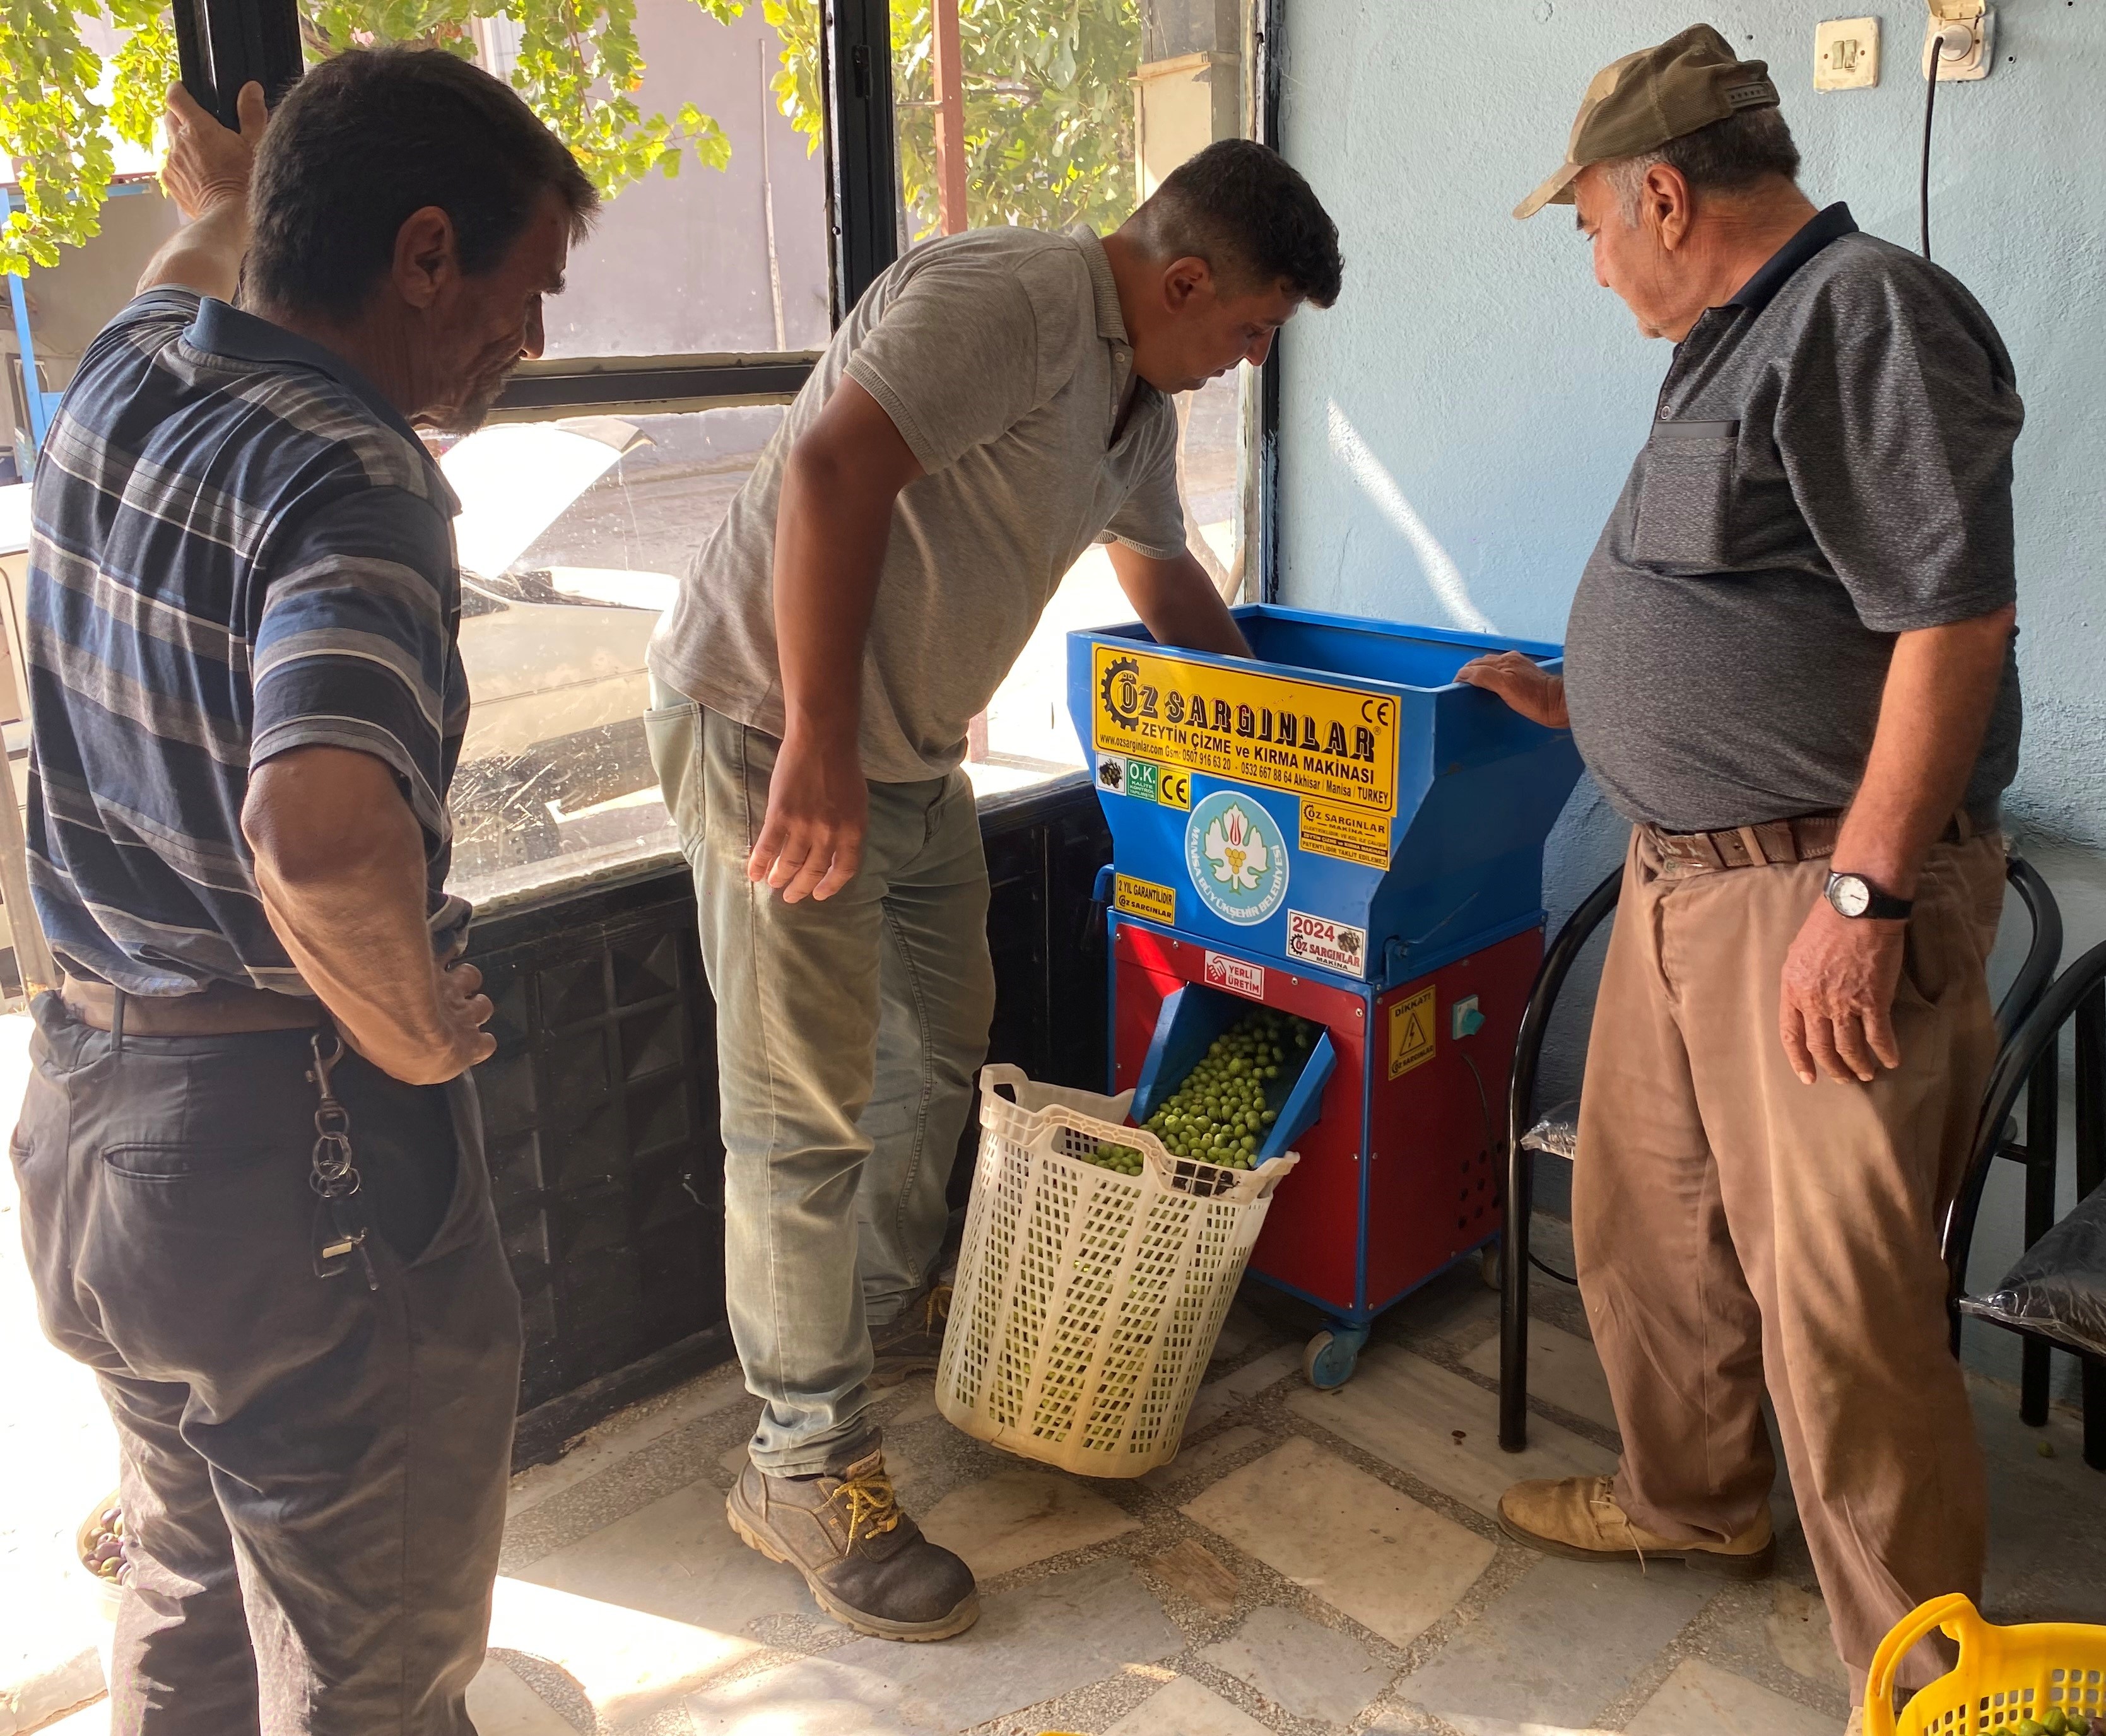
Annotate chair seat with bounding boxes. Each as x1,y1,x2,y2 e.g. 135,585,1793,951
1521,1101,1579,1161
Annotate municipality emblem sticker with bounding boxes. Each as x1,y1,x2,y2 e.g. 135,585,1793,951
1185,790,1289,926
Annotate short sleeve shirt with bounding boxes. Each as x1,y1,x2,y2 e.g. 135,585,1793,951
25,291,469,996
648,226,1187,783
1563,205,2025,832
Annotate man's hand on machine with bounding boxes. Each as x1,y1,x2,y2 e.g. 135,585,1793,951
1778,900,1905,1086
748,729,869,903
1455,652,1570,729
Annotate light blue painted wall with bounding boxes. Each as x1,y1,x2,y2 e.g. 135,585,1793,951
1274,1,2105,1386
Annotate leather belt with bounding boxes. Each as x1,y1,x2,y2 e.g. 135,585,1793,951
60,974,324,1035
1644,810,1980,874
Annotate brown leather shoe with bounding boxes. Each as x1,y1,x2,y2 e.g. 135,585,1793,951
1497,1474,1775,1579
869,1282,952,1389
727,1445,979,1641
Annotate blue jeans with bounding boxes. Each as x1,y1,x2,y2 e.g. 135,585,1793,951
647,685,994,1474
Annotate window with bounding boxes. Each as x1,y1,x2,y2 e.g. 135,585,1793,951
443,0,1275,902
888,0,1264,799
438,408,780,906
515,1,833,360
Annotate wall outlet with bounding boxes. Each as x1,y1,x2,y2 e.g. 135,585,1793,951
1923,7,1994,81
1815,18,1881,90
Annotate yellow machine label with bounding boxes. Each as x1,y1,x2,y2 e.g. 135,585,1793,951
1114,874,1177,925
1388,985,1437,1079
1299,800,1392,869
1093,645,1399,815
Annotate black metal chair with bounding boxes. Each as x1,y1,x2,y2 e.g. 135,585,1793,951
1497,854,2063,1453
1942,934,2106,1470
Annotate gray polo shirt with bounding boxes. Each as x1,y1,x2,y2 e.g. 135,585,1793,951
1564,203,2023,832
649,225,1185,783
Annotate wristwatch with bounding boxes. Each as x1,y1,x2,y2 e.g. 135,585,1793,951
1825,871,1914,922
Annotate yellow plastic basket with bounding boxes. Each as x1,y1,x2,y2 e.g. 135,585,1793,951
1869,1595,2106,1736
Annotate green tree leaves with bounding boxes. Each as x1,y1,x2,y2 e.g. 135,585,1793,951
3,0,1141,279
2,0,741,273
2,0,177,271
766,0,1140,242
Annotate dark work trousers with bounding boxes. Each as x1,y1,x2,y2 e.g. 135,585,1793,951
9,993,522,1735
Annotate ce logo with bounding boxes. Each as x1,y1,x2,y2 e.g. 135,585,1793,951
1360,698,1394,727
1159,770,1191,809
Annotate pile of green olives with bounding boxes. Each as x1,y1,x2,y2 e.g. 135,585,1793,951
1983,1712,2093,1736
1085,1142,1146,1175
1134,1008,1316,1172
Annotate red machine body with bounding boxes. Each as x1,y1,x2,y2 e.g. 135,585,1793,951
1112,920,1541,1321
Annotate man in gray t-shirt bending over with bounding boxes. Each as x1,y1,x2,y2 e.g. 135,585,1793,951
647,141,1341,1641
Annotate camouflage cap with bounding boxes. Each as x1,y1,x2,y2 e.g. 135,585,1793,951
1514,23,1780,220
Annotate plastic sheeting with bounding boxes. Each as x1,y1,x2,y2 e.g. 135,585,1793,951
1960,1183,2106,1359
1522,1101,1580,1161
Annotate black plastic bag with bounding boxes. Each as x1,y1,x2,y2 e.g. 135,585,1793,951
1960,1183,2106,1358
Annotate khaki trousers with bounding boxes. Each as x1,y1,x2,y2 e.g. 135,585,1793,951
1573,825,2004,1695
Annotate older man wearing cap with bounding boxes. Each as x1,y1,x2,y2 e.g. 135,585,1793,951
1459,23,2022,1715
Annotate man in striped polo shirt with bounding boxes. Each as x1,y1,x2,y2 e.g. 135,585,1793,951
13,51,593,1733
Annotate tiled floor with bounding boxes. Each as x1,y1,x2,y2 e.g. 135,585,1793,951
34,1252,2106,1736
480,1257,2106,1734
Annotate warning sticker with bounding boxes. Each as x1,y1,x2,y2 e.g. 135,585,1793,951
1300,801,1392,869
1285,910,1370,978
1204,952,1266,1000
1092,644,1399,815
1114,874,1177,926
1387,985,1437,1079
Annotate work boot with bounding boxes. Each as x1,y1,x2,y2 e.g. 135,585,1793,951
869,1281,953,1388
1497,1474,1775,1579
727,1445,979,1641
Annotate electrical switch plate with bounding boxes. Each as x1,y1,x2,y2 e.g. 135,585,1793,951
1815,18,1880,90
1450,995,1485,1041
1922,4,1994,80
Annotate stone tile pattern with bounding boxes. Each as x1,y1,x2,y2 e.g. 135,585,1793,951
452,1264,2044,1736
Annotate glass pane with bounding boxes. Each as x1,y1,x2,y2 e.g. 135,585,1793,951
436,406,784,907
476,3,834,358
888,1,1261,799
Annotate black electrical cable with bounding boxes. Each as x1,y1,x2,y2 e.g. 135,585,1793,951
1920,33,1941,258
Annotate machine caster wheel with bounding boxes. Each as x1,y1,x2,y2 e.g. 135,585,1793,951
1479,1241,1503,1291
1303,1325,1368,1390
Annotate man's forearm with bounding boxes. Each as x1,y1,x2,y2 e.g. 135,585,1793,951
1833,606,2015,898
137,197,250,301
1111,548,1252,658
772,444,892,752
245,751,454,1079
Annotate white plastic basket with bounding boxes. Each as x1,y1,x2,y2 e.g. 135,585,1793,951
934,1064,1299,1477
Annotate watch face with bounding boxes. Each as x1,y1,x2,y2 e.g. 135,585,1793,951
1830,874,1871,918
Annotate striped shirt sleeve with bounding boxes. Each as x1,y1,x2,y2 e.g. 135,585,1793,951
250,486,459,844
